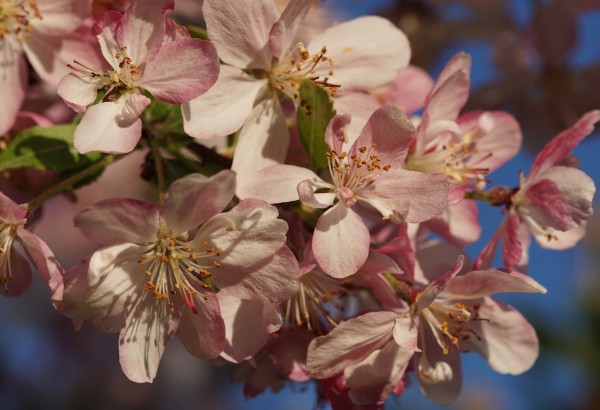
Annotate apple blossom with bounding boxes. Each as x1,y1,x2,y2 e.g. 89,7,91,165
57,0,219,153
0,0,93,135
238,105,449,278
183,0,411,181
0,190,63,300
59,171,299,382
476,110,599,270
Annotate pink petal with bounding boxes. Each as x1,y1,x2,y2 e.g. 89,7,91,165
523,166,595,231
117,0,173,64
31,0,90,36
57,73,101,113
93,10,122,70
415,256,464,315
424,200,481,247
352,105,415,168
216,246,299,304
500,213,522,270
422,69,469,131
74,198,160,245
307,311,398,379
441,269,546,299
415,239,469,285
183,66,268,139
361,169,449,224
219,294,281,363
17,227,64,301
530,110,600,177
231,97,290,181
297,179,336,209
324,114,351,153
139,38,219,104
308,16,411,90
313,203,370,279
176,291,225,359
161,170,236,236
532,224,586,250
236,164,319,203
74,94,150,154
385,66,434,114
457,111,522,173
392,317,419,351
203,0,279,69
193,199,289,267
344,340,413,406
462,298,539,375
473,217,504,270
119,292,182,383
428,51,471,99
331,93,379,140
417,324,462,405
268,0,312,61
71,244,148,325
0,43,26,135
0,191,26,223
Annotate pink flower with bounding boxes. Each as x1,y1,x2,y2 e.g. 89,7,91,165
307,256,546,406
402,53,523,247
238,106,449,278
183,0,411,182
476,110,599,270
0,0,92,135
307,311,418,406
410,258,545,404
0,191,63,300
59,171,299,382
58,0,219,153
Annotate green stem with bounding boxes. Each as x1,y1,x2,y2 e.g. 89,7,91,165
464,191,490,202
150,136,167,205
383,272,412,303
27,155,116,214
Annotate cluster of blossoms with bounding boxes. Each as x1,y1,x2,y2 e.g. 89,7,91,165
0,0,597,407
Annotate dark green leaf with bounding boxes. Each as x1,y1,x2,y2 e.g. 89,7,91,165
296,80,335,171
0,125,102,173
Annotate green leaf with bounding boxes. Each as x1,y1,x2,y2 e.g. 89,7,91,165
143,96,185,139
0,125,103,173
187,25,209,40
296,80,336,171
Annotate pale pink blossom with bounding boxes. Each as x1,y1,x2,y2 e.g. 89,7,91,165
0,0,93,135
58,0,219,153
308,255,545,406
334,65,434,138
0,191,63,300
411,257,545,404
59,171,299,382
238,106,449,278
403,53,522,246
476,110,599,270
183,0,411,183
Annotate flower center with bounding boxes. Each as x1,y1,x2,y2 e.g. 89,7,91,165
270,43,340,102
421,300,487,355
0,0,41,43
284,269,346,334
0,222,18,293
326,144,392,201
137,222,222,313
406,128,491,186
67,46,141,101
